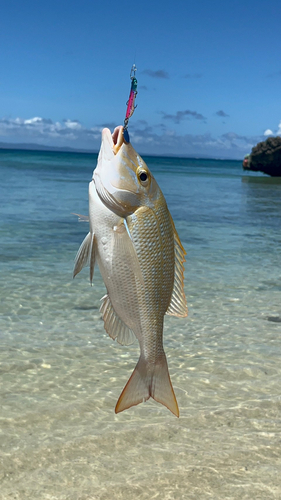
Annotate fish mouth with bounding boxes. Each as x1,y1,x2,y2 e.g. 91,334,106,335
93,126,138,217
112,125,125,154
109,125,130,154
99,125,125,157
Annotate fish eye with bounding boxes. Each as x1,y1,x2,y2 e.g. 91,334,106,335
139,172,147,182
137,168,150,186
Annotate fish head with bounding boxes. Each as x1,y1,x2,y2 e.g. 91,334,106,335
93,126,160,217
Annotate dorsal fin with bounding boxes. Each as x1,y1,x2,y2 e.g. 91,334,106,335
166,217,188,318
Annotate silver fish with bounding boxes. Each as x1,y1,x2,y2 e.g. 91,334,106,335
74,126,187,416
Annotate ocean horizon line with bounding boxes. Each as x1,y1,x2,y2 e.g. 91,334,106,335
0,141,241,162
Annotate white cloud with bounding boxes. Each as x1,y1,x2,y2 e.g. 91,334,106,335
0,115,266,158
24,117,44,125
64,119,82,130
129,124,258,158
0,116,96,149
263,121,281,137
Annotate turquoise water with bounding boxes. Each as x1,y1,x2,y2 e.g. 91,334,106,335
0,149,281,499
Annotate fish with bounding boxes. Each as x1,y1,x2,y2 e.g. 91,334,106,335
73,126,187,417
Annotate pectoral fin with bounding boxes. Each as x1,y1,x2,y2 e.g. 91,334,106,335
166,216,188,318
72,213,89,222
100,294,136,345
73,232,96,283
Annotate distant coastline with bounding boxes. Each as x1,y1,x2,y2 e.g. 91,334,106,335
0,141,241,162
0,141,97,155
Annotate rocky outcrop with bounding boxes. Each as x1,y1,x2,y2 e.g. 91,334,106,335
243,137,281,176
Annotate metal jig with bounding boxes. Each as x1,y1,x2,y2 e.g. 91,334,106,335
123,64,138,142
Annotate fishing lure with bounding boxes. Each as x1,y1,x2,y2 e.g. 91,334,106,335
123,64,137,143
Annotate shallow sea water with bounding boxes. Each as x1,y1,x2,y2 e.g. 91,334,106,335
0,150,281,499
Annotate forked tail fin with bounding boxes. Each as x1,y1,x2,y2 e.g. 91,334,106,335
115,354,179,417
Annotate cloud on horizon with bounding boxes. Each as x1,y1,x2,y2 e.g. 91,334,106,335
129,122,259,158
63,119,82,130
0,116,102,149
0,115,277,159
263,120,281,137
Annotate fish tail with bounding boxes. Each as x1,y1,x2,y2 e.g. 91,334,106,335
115,354,179,417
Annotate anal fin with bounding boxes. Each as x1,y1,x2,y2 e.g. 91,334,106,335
100,294,136,346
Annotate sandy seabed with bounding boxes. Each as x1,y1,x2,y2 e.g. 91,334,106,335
1,273,280,500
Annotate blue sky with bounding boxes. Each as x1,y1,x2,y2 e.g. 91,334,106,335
1,0,281,158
